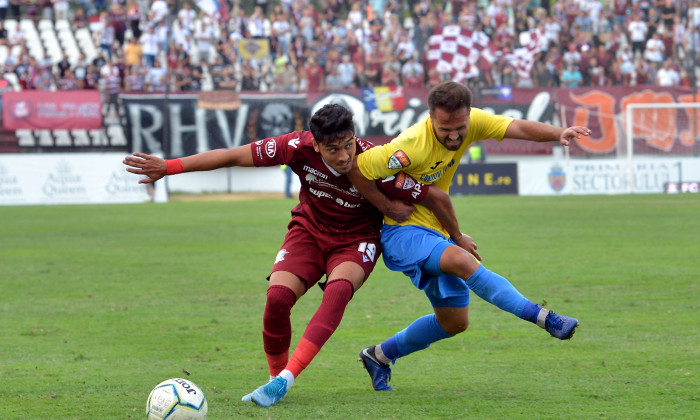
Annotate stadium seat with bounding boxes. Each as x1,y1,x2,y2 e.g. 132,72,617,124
36,130,54,147
88,129,104,146
53,130,72,147
106,125,127,147
55,19,70,32
37,19,53,32
16,130,35,147
4,19,18,34
3,71,20,91
70,130,90,146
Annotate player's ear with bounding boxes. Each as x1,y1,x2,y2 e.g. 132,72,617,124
312,139,320,153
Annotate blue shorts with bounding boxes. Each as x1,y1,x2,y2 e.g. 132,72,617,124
381,224,470,308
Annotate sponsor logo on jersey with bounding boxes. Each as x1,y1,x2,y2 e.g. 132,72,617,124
265,139,277,158
274,249,289,264
419,159,456,184
394,172,416,190
288,138,300,148
387,150,410,169
303,165,329,180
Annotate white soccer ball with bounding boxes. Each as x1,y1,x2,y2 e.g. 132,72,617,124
146,378,208,420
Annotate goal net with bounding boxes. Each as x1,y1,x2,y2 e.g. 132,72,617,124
622,102,700,193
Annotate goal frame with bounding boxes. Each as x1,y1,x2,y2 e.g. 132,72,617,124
624,102,700,193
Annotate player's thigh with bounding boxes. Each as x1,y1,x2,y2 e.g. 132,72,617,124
326,237,381,291
439,244,481,280
271,224,325,291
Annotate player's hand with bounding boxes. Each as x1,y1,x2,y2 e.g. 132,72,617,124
452,232,481,261
384,199,415,223
123,152,167,184
559,126,592,146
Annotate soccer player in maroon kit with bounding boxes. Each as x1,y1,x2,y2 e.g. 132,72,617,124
123,104,476,407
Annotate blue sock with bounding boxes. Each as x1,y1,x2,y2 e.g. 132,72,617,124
466,265,537,321
380,314,452,361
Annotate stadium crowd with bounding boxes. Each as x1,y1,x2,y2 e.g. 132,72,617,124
0,0,699,95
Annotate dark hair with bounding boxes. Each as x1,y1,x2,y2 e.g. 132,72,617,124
308,104,355,143
428,81,472,114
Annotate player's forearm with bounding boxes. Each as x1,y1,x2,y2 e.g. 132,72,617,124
504,120,564,143
421,187,463,241
347,159,392,212
180,146,253,172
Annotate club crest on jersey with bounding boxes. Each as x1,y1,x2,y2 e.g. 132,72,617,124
265,139,277,158
387,150,410,169
394,172,416,190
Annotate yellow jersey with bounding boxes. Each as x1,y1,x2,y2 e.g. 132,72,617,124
357,107,513,236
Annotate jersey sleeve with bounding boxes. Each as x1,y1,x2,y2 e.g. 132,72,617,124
375,172,429,204
250,132,303,167
469,108,513,142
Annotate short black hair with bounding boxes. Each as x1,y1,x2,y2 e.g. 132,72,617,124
428,81,472,114
308,104,355,143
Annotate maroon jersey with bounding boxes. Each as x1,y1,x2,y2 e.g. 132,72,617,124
251,131,428,236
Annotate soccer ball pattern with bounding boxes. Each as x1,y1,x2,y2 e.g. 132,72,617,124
146,378,208,420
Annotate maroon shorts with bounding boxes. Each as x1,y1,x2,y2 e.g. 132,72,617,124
270,221,382,290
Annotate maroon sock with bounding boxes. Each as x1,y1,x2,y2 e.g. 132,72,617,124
262,285,297,373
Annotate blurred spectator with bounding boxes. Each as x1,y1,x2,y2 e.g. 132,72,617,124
196,17,215,65
337,54,356,88
127,0,144,40
0,21,8,47
125,64,146,91
58,68,79,90
644,32,665,64
561,64,583,87
656,58,680,86
178,1,196,33
73,7,89,29
149,0,168,24
304,55,324,91
0,0,7,21
54,0,69,21
140,25,159,67
97,12,117,61
9,0,20,20
124,36,143,67
628,14,648,57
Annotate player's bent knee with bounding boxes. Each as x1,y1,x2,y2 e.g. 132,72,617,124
440,318,469,335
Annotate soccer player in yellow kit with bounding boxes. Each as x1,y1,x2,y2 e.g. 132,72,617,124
350,81,592,391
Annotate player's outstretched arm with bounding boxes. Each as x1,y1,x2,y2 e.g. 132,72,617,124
123,145,255,184
347,157,414,223
504,120,592,146
420,187,481,261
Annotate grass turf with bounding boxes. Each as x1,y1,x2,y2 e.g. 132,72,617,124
1,194,698,419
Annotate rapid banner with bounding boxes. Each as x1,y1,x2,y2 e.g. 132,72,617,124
450,163,518,195
122,92,310,158
2,90,101,130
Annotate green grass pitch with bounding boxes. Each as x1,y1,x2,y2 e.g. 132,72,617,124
1,194,698,419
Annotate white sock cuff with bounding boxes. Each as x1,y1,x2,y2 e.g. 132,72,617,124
374,345,391,365
279,369,295,390
536,308,550,329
